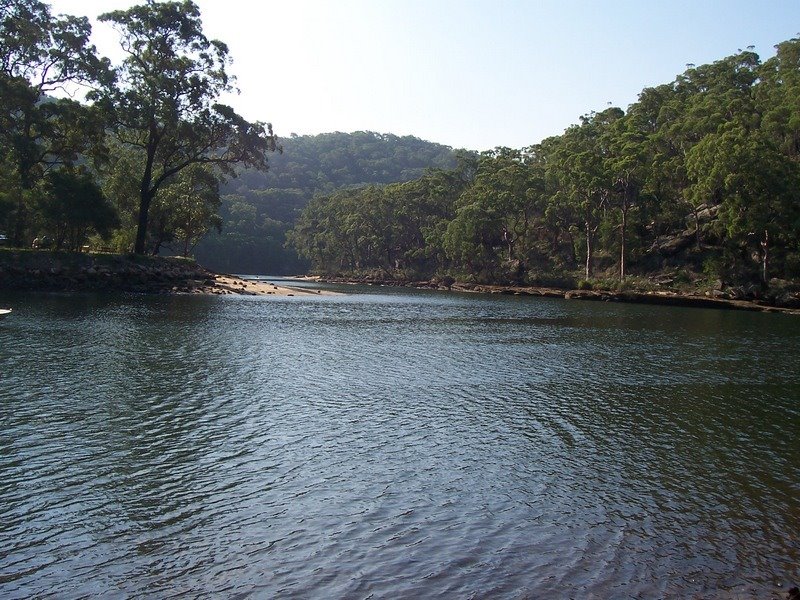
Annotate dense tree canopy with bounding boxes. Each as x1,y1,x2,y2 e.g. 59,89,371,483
0,0,110,246
2,1,800,293
194,131,457,274
0,0,277,254
98,0,278,254
290,41,800,289
38,169,118,251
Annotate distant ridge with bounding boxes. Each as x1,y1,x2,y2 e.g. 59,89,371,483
195,131,459,274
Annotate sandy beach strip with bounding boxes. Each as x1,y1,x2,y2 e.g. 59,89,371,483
210,275,339,296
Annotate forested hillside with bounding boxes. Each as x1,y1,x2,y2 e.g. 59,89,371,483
0,1,455,273
193,132,457,274
289,40,800,296
4,0,800,298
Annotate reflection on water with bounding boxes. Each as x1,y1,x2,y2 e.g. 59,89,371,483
0,288,798,598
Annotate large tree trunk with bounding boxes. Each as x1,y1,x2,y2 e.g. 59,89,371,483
12,119,35,247
761,229,769,286
134,167,157,254
134,191,154,254
134,127,159,254
11,189,27,248
12,154,35,247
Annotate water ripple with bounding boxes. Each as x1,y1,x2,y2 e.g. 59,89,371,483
0,290,798,598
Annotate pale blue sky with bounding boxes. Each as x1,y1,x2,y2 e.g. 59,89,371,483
49,0,800,151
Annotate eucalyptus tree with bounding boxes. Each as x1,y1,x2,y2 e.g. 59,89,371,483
0,0,110,245
102,141,222,255
660,51,761,242
440,150,529,278
369,156,476,277
288,188,363,273
140,163,222,256
387,166,467,276
162,165,222,257
98,0,278,255
686,124,800,284
604,111,649,279
758,37,800,160
546,109,618,280
286,199,326,271
623,84,690,247
442,200,501,279
668,49,760,160
284,40,800,286
100,142,142,251
289,159,473,278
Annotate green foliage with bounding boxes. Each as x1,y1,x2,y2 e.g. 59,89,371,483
702,253,726,282
290,38,800,289
37,169,119,250
1,0,275,260
97,0,277,254
195,132,458,274
3,0,800,292
287,164,468,278
147,164,222,256
0,0,110,246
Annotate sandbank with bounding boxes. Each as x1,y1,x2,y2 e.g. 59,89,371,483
208,275,338,297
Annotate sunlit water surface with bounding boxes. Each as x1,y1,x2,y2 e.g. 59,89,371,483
1,284,798,598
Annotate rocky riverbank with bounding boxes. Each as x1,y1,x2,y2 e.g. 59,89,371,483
304,274,800,315
0,250,332,296
4,250,795,311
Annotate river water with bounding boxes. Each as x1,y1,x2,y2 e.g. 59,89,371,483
0,284,798,599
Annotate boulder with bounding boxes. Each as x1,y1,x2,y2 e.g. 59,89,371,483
654,232,695,256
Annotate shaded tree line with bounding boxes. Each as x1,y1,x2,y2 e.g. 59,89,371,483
290,41,800,288
0,0,277,255
194,131,457,274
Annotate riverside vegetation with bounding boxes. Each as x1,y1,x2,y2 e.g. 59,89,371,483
2,1,800,310
287,42,800,308
193,131,457,275
0,0,277,260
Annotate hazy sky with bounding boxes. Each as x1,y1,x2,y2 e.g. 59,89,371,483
48,0,800,151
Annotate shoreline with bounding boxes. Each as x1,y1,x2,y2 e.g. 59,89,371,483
208,275,337,296
1,250,796,312
0,250,336,297
301,275,800,315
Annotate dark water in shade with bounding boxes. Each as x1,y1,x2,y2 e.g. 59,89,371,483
0,285,798,599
